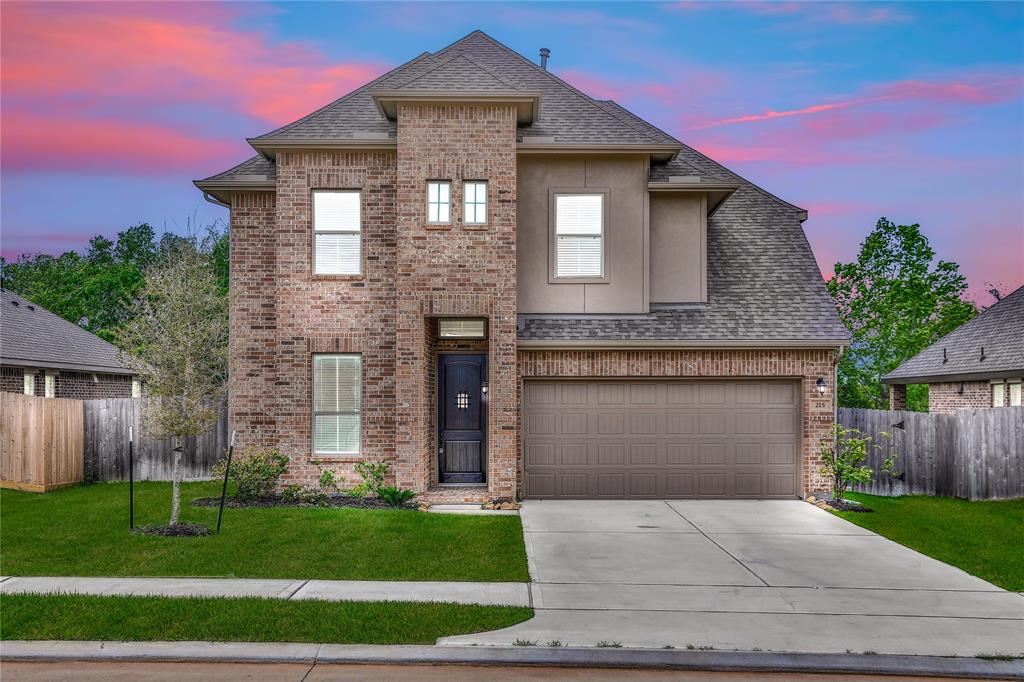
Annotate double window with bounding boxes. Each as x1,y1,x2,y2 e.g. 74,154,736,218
313,354,361,456
313,190,361,275
427,181,488,225
553,193,605,279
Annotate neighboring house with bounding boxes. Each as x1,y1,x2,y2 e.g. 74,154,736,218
0,289,137,399
884,285,1023,414
195,31,849,502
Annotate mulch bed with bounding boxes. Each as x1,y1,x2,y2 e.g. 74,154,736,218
825,499,873,513
132,523,211,537
191,495,412,510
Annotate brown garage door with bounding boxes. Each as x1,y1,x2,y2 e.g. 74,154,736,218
523,379,800,499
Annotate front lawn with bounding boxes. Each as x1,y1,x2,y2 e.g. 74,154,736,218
0,482,528,582
0,593,532,644
834,493,1024,591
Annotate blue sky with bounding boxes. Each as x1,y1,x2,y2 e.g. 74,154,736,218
2,1,1022,298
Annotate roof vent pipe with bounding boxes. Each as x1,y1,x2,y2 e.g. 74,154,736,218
539,48,550,70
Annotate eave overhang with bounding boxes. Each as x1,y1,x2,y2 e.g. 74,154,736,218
647,180,740,216
519,142,681,163
1,357,134,375
193,176,275,205
371,89,542,125
516,339,850,350
883,369,1024,385
248,136,396,161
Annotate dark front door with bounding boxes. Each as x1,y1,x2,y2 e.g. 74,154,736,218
438,354,486,483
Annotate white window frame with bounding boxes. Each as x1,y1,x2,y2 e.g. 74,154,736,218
312,354,362,457
426,181,451,224
312,190,362,275
1009,380,1022,407
550,189,609,283
991,380,1005,408
463,181,488,225
23,370,34,395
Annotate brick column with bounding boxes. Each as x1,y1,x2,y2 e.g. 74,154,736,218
889,383,908,410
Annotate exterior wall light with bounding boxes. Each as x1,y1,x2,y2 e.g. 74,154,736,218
481,380,488,396
816,377,827,396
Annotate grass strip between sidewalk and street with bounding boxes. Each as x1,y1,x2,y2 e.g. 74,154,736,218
834,493,1024,591
0,482,529,582
0,593,533,644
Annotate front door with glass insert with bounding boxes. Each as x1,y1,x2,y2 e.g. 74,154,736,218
437,354,486,483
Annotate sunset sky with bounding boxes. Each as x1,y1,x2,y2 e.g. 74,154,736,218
2,1,1022,299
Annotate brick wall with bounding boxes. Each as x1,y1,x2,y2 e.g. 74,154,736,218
889,383,908,410
928,381,991,414
518,349,839,495
391,103,519,498
0,365,132,399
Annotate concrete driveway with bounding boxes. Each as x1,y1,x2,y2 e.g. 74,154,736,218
440,500,1024,656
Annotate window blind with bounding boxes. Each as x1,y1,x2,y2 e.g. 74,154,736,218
313,191,361,274
555,194,603,277
313,354,361,455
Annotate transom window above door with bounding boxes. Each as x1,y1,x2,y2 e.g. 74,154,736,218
312,190,361,275
553,193,605,280
427,181,451,224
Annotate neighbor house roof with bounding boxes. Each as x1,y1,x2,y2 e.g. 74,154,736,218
0,289,132,375
884,285,1024,384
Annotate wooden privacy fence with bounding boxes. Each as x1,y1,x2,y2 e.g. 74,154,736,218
0,393,84,492
83,398,229,482
840,406,1024,500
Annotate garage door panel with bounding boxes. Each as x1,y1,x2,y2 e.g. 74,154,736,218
524,379,799,500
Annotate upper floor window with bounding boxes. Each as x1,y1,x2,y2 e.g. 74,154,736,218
313,354,361,456
992,381,1005,407
427,181,451,224
464,181,487,224
554,193,604,278
313,190,361,275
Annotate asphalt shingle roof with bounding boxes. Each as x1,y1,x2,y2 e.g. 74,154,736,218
0,289,131,374
884,285,1024,383
199,30,848,345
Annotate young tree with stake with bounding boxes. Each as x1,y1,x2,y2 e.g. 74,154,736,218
117,243,228,528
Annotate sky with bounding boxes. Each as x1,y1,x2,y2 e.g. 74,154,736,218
2,1,1022,300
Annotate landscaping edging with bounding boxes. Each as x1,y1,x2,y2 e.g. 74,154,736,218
3,641,1021,679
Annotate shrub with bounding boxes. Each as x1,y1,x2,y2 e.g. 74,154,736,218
317,468,338,492
213,447,289,501
352,461,388,496
819,423,897,502
377,486,416,507
280,484,302,503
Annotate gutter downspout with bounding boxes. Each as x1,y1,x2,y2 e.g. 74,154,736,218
202,191,230,209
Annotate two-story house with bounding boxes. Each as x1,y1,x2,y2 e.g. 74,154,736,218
195,31,849,502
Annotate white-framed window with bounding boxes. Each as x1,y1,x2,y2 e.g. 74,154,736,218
313,190,361,275
1009,381,1022,407
23,370,34,395
44,372,56,398
992,381,1005,408
313,354,361,456
554,193,604,278
463,181,487,224
426,181,451,224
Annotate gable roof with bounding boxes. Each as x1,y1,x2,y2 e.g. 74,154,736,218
884,285,1024,384
0,289,132,374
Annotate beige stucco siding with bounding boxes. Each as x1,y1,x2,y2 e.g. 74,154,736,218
517,155,648,313
649,193,707,303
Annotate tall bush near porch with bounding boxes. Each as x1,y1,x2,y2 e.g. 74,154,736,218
117,245,228,526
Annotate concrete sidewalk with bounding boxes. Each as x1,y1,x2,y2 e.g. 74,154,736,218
3,641,1022,679
0,576,530,607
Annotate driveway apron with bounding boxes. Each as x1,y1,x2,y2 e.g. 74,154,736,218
439,500,1024,656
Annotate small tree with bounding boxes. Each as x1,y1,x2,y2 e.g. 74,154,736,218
117,244,228,527
819,423,897,503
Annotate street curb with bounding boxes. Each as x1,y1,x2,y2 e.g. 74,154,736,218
2,641,1022,679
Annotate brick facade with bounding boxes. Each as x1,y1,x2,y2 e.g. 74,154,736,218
928,381,992,414
518,349,838,495
0,365,132,399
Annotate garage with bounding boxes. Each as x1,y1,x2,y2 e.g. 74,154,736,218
523,379,800,499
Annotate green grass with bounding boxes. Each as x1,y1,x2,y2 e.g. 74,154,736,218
0,593,532,644
0,482,528,582
834,493,1024,591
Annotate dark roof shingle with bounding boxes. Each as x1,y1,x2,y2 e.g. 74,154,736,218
884,285,1024,383
0,289,131,374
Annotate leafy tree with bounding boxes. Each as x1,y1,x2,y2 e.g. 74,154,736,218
828,218,977,411
116,243,228,528
818,423,896,503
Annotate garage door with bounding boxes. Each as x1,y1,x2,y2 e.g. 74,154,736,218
523,379,800,499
